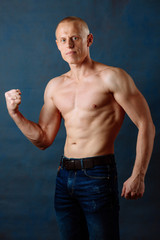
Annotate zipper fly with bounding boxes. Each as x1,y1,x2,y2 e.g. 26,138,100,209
67,171,77,195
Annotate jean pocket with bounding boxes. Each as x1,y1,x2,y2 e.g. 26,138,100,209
83,165,112,180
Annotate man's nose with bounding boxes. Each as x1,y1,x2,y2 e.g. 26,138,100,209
67,38,74,48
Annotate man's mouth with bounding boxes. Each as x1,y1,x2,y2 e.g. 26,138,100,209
66,51,76,55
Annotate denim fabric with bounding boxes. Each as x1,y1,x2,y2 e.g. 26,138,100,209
54,155,120,240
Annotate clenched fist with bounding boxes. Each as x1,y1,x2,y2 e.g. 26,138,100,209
5,89,21,116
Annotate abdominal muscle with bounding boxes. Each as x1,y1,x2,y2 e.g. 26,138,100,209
64,134,115,158
63,106,124,158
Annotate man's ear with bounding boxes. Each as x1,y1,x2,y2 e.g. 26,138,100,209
55,39,60,50
87,33,93,47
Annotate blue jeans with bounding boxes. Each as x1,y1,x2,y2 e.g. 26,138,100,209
54,155,120,240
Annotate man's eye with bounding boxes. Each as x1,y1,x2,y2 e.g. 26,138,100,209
61,39,66,43
73,37,79,41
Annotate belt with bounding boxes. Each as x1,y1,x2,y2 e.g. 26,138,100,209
60,154,115,170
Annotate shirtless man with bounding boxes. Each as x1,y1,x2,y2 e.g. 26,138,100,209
5,17,155,240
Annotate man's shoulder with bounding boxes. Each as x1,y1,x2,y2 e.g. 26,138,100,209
93,62,123,78
44,74,68,98
96,63,134,93
97,63,122,75
48,74,66,85
46,72,70,90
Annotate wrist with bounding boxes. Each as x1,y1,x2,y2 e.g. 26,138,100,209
131,171,145,181
9,108,20,118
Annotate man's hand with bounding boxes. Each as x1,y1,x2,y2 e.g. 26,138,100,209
121,174,145,200
5,89,21,116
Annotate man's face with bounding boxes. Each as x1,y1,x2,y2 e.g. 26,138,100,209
56,21,91,65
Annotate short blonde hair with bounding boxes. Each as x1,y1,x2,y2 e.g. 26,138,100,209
55,16,90,38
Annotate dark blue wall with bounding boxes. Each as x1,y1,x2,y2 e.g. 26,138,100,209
0,0,160,239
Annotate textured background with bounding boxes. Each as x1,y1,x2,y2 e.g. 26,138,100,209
0,0,160,239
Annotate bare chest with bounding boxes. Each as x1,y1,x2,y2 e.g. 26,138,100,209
53,80,114,116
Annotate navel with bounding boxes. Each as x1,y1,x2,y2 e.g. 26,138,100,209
92,104,97,109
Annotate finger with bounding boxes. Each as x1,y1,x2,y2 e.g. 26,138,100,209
121,185,126,197
16,89,21,95
125,193,131,200
12,95,21,100
136,193,143,199
11,89,21,93
5,89,21,97
130,192,138,200
124,190,132,199
6,92,21,101
10,98,21,104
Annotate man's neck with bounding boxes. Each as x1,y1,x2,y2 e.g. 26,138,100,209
69,57,94,82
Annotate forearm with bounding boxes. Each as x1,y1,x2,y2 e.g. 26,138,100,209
5,89,61,150
131,122,155,179
10,111,47,149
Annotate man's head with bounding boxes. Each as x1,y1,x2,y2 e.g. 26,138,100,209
55,16,93,65
55,16,90,38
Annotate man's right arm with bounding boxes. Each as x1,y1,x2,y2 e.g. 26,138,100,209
5,81,62,150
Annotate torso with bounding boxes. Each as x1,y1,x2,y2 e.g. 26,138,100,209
51,63,125,158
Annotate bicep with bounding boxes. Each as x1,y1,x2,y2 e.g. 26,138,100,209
38,83,62,145
38,101,61,145
115,90,152,128
112,71,153,128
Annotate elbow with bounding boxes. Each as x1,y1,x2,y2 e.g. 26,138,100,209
38,146,47,151
32,142,48,150
148,120,156,139
35,127,52,150
37,143,50,151
142,120,156,139
37,139,53,150
151,122,156,139
138,120,156,139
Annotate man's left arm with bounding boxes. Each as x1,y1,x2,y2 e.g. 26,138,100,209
110,68,155,200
